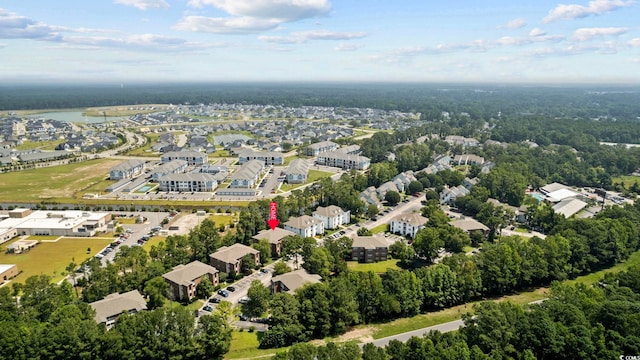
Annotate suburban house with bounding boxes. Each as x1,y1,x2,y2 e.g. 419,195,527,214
283,215,325,237
439,185,470,205
393,171,418,193
285,159,310,184
304,140,338,156
162,260,219,301
449,218,490,235
89,290,147,329
229,160,264,188
360,186,383,209
161,150,208,165
209,243,260,274
389,213,429,238
351,236,389,263
158,173,218,192
377,181,400,198
238,149,284,166
109,159,145,180
312,205,350,230
315,151,371,170
453,154,485,166
270,269,322,294
151,159,188,181
252,228,295,257
444,135,479,147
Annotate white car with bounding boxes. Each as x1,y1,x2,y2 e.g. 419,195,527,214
238,296,250,304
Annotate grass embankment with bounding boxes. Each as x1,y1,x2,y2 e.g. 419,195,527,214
0,237,113,284
612,175,640,188
369,224,388,235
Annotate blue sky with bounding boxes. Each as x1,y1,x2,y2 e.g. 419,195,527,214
1,0,638,83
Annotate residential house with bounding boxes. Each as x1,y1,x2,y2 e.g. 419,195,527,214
286,159,310,184
360,186,383,209
453,154,485,166
271,269,322,294
439,185,470,205
161,150,208,165
109,159,145,180
252,228,295,257
377,181,400,198
283,215,325,237
312,205,350,230
209,243,260,274
158,173,218,192
351,236,389,263
389,213,429,238
162,260,219,301
393,171,417,193
89,290,147,329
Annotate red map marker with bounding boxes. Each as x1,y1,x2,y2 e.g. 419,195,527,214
267,202,279,230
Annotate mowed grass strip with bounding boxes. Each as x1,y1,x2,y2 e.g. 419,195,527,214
0,237,113,284
0,158,119,202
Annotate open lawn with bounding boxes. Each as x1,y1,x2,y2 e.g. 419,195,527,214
142,236,166,252
15,139,66,151
208,214,236,227
0,158,119,202
347,259,400,273
280,169,333,192
567,248,640,286
613,175,640,188
226,331,283,360
370,224,388,235
0,237,113,284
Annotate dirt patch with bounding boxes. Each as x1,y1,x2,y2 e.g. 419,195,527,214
167,213,208,235
336,326,375,343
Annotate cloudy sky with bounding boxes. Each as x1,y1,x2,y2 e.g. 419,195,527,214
1,0,639,83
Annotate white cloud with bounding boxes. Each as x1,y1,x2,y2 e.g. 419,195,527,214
174,16,280,34
543,0,634,23
65,33,221,52
0,8,61,41
499,18,527,29
258,30,367,44
629,38,640,47
572,27,628,41
496,36,531,46
186,0,331,22
334,43,362,51
114,0,169,10
529,28,546,37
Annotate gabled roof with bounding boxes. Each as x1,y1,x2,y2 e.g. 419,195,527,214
553,198,588,218
540,182,570,195
284,215,322,230
390,213,429,226
271,269,322,294
231,160,264,181
89,290,147,324
287,158,310,175
253,228,296,244
110,159,144,172
162,260,218,287
449,218,489,232
210,243,259,264
312,205,345,218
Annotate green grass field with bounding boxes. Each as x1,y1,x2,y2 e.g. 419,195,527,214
15,139,66,151
124,133,160,157
142,236,166,252
280,169,334,192
346,259,400,273
613,175,640,188
226,331,283,359
0,237,113,284
370,224,388,234
0,158,119,202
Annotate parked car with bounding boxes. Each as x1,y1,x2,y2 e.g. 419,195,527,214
203,305,213,312
238,296,250,304
260,268,269,274
227,286,236,292
218,290,229,297
238,314,248,321
209,297,221,303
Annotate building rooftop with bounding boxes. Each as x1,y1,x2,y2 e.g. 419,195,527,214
352,236,388,250
540,182,570,195
450,218,490,232
271,269,322,294
284,215,322,229
162,260,218,287
390,213,428,226
89,290,147,324
253,228,296,244
110,159,144,172
210,243,259,264
0,210,109,230
312,205,345,218
553,198,588,218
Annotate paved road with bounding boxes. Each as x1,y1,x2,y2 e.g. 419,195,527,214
364,298,548,348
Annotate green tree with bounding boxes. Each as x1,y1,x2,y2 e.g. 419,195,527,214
407,181,424,195
245,280,271,317
196,277,214,300
143,276,168,309
303,247,333,279
273,261,292,276
389,241,415,267
366,204,380,219
252,239,272,263
384,190,401,206
412,227,444,263
194,313,232,360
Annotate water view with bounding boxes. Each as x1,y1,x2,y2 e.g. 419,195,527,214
27,111,122,123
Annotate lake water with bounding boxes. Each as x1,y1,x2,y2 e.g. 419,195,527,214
27,111,120,123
